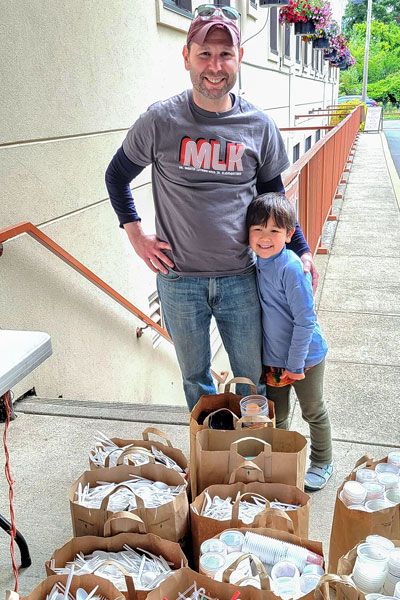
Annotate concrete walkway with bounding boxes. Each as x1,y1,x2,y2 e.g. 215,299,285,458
1,131,399,596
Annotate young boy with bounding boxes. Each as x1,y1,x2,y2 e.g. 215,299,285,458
246,192,333,491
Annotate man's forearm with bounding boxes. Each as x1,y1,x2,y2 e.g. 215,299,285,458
105,146,145,227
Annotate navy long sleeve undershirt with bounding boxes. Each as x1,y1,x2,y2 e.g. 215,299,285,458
105,146,310,257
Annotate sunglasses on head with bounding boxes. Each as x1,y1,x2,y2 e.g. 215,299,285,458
195,3,240,21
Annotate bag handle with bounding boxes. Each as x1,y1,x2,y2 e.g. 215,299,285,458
315,573,360,600
254,508,295,534
224,377,257,394
228,460,266,484
115,446,155,467
352,454,374,471
103,511,147,536
92,559,136,598
203,408,238,429
235,415,273,429
99,483,136,512
231,491,270,526
142,427,173,447
222,553,271,590
103,443,151,468
230,437,271,456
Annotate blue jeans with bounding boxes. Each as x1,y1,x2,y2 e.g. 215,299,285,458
157,269,265,410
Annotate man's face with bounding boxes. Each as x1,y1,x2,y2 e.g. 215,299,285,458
183,28,243,101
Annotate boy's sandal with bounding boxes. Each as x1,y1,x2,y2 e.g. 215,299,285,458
304,463,333,491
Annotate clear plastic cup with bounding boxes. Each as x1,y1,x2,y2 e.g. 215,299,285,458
341,481,368,506
376,463,400,476
199,552,226,577
271,560,300,581
386,489,400,505
377,472,400,490
388,451,400,469
388,550,400,577
357,469,378,484
366,536,395,552
365,499,393,512
357,543,390,566
273,576,300,600
200,538,227,556
302,564,325,576
300,573,321,594
365,594,384,600
239,395,269,418
395,581,400,598
219,530,245,553
364,482,386,501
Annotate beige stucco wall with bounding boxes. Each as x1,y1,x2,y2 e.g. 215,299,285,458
1,0,341,404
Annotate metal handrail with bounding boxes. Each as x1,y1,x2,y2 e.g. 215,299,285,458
0,222,227,384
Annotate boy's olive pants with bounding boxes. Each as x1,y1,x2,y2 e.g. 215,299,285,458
266,360,332,465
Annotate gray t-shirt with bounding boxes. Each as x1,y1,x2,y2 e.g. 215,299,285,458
122,90,289,276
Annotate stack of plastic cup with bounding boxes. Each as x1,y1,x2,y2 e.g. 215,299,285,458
200,538,227,556
395,580,400,598
299,573,321,594
388,451,400,469
386,488,400,505
365,499,393,512
377,472,399,491
383,549,400,595
364,482,386,502
270,562,300,600
340,481,368,507
376,463,400,477
366,536,395,552
352,542,390,593
219,530,245,553
199,552,226,577
356,469,378,484
243,531,323,571
239,395,269,418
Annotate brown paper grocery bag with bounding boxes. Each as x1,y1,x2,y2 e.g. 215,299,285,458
315,574,365,600
328,454,400,573
89,427,188,476
191,464,310,565
194,428,307,496
145,566,279,600
45,516,188,600
70,463,189,542
211,527,324,600
8,574,124,600
189,377,276,497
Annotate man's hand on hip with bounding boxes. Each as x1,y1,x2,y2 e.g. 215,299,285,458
301,252,319,293
124,221,174,274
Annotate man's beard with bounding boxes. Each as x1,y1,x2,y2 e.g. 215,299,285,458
192,71,237,100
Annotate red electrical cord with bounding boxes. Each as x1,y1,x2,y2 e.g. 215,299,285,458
3,391,19,592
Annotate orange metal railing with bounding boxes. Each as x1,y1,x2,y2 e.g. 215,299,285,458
282,105,363,254
0,222,227,384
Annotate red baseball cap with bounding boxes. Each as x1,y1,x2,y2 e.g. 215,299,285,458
187,15,240,46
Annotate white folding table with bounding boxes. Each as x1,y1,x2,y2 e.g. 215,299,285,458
0,329,52,568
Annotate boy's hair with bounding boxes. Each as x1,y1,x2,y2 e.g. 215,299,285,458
246,192,296,232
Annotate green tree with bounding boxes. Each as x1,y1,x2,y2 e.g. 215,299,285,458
339,20,400,97
343,0,400,34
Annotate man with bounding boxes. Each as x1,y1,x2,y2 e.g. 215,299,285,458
105,6,317,411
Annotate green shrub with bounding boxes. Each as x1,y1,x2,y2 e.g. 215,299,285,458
330,99,366,130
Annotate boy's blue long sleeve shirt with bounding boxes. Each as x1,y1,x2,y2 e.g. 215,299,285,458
256,247,328,372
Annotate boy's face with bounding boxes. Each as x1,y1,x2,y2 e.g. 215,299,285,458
249,217,295,259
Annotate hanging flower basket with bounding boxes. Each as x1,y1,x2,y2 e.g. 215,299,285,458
313,35,330,48
295,20,316,35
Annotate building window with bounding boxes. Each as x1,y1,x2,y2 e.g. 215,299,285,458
270,7,278,54
316,129,321,142
163,0,192,14
305,136,312,152
296,37,301,63
284,24,291,58
293,143,300,163
214,0,231,5
148,291,165,349
250,0,257,6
